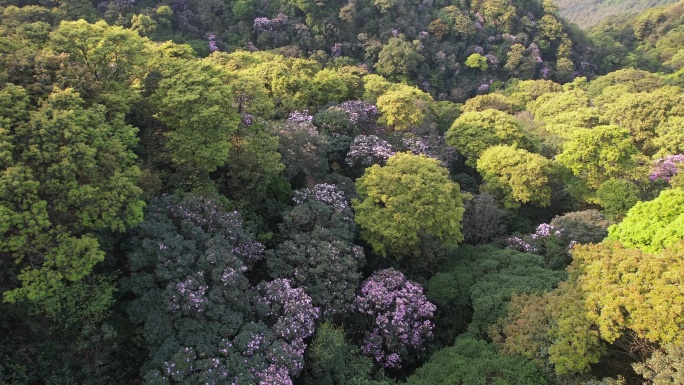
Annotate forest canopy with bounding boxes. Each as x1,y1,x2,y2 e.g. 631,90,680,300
1,0,684,384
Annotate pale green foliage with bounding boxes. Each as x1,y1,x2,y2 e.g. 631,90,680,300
556,125,643,190
602,86,684,155
48,20,149,113
310,69,349,106
49,20,149,81
353,152,464,258
462,93,519,114
1,87,142,316
506,79,563,108
546,281,606,374
151,59,239,172
446,109,533,166
131,14,157,36
477,145,555,208
526,88,600,141
587,68,665,99
575,242,684,346
362,74,394,103
376,84,433,130
607,188,684,253
464,53,487,71
504,43,538,79
537,15,564,40
499,240,684,376
234,55,321,114
654,116,684,156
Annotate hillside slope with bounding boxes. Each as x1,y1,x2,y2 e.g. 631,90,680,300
555,0,679,28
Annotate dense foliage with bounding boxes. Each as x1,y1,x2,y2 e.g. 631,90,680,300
2,0,684,384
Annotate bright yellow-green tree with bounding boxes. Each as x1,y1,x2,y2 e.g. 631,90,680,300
1,86,143,320
477,145,555,208
150,59,239,173
446,109,533,166
376,84,433,131
607,188,684,253
556,125,644,190
576,241,684,346
353,152,464,258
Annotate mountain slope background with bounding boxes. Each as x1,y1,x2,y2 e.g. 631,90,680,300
555,0,679,28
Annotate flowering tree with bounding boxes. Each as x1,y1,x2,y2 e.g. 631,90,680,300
650,154,684,182
354,269,436,368
549,210,610,245
272,120,328,183
400,135,457,169
280,183,356,241
125,195,319,384
268,184,364,318
507,223,573,269
345,135,395,168
339,101,380,134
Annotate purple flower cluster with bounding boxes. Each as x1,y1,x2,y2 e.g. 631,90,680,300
340,101,380,131
287,110,313,123
477,83,490,93
507,223,562,253
472,45,484,54
354,269,436,368
331,43,342,58
207,33,218,52
531,223,561,239
257,279,319,366
169,273,208,313
650,154,684,182
257,364,291,385
501,33,516,42
485,53,500,67
540,65,551,78
271,238,364,317
346,135,395,168
401,135,457,167
241,113,253,126
506,236,537,253
245,41,259,52
293,184,349,213
418,0,433,9
527,43,543,63
253,15,287,32
156,195,265,267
